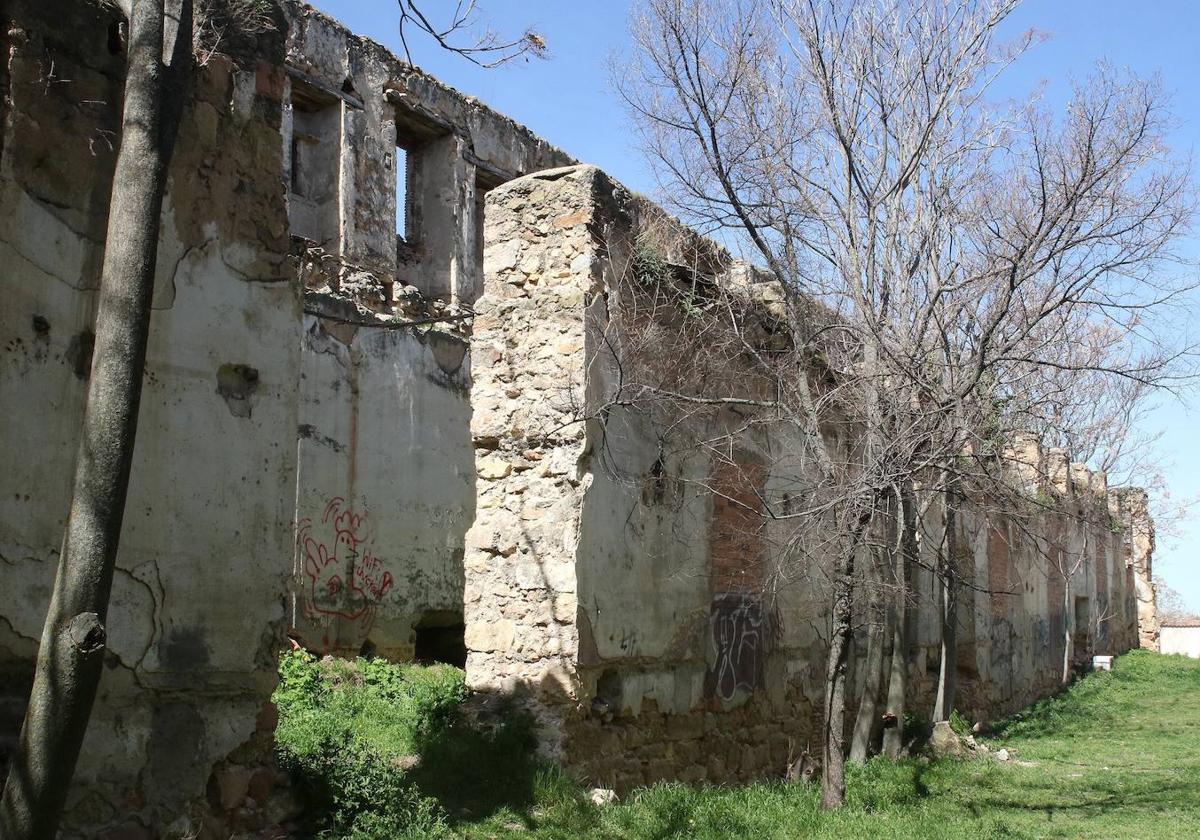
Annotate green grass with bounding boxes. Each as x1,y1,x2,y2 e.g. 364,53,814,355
275,650,1200,839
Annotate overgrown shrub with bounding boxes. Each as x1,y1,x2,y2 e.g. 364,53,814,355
274,651,470,838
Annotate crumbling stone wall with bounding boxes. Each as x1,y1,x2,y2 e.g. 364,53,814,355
464,164,1146,791
0,0,573,833
460,167,598,757
0,0,1158,831
0,0,299,834
281,1,573,660
1112,487,1158,650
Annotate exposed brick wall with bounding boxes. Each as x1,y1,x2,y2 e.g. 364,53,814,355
709,458,766,594
988,522,1012,617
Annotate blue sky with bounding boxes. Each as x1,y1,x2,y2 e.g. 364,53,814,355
313,0,1200,609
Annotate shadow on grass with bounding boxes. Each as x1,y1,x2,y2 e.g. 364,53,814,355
405,706,543,825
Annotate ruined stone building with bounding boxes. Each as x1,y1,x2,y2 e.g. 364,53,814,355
0,0,1159,835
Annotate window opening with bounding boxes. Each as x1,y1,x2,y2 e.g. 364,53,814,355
286,81,341,247
395,145,410,240
413,611,466,668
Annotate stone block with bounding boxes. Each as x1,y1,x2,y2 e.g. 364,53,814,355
465,619,516,653
664,713,705,742
214,765,254,811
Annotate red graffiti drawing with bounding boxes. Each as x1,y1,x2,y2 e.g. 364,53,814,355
298,497,395,633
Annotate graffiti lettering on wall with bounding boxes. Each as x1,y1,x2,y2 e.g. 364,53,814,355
709,592,764,702
298,497,395,633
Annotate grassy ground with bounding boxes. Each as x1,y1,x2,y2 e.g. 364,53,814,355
274,650,1200,839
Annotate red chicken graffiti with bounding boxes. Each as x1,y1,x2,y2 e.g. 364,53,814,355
297,497,395,633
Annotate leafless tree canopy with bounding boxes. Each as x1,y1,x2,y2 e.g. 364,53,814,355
617,0,1196,808
1155,576,1199,623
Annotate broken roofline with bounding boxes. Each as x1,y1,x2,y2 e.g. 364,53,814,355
282,0,575,183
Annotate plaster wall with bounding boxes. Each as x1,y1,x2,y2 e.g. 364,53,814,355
1,1,299,834
1160,626,1200,658
291,312,474,659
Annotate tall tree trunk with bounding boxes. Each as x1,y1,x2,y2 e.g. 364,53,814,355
933,485,959,723
821,548,854,810
1061,576,1073,684
849,549,886,764
882,481,916,759
821,509,872,811
0,2,191,836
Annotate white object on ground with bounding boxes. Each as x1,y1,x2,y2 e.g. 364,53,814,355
589,788,618,806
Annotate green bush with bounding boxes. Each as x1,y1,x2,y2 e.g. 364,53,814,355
274,651,470,838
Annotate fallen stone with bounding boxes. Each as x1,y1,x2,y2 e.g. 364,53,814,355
247,766,275,804
996,748,1010,761
394,754,421,771
214,765,254,811
589,787,619,806
929,721,966,759
478,455,513,480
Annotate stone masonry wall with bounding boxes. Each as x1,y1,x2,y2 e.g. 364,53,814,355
1112,488,1158,650
464,163,1145,791
461,167,603,757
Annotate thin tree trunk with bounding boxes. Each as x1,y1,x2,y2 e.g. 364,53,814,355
0,2,191,836
882,481,916,759
821,509,872,811
933,485,959,723
821,550,854,810
849,549,886,764
1061,576,1072,684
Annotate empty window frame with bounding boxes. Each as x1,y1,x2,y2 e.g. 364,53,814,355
286,81,342,248
395,144,410,240
393,104,452,292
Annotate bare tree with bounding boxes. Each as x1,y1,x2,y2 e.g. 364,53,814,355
395,0,547,67
1155,577,1199,623
621,0,1194,808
